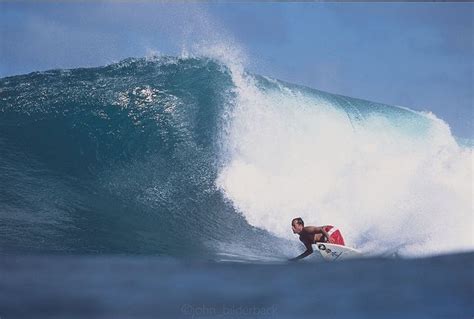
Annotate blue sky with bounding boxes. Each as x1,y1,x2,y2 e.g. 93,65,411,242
1,2,472,138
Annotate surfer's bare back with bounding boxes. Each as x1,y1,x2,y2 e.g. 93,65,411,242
289,217,345,261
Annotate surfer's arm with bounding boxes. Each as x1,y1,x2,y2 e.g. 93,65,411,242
320,227,331,243
289,242,313,261
313,226,331,243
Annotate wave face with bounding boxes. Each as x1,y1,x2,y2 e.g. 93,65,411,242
0,56,472,258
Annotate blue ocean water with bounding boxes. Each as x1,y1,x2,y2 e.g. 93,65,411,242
0,56,472,317
1,253,473,318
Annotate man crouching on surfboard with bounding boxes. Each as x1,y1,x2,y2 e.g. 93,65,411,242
289,217,345,261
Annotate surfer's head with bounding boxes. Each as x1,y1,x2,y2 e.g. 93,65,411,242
291,217,304,234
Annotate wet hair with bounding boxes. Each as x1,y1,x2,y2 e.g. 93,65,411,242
291,217,304,226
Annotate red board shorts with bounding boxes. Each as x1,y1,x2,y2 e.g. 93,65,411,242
324,225,345,246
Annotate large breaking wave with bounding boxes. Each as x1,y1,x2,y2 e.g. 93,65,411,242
0,55,472,259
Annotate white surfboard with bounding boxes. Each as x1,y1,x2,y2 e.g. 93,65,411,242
314,243,362,261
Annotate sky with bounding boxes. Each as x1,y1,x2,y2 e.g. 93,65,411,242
0,2,472,138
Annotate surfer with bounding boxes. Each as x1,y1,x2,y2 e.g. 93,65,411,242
289,217,345,261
